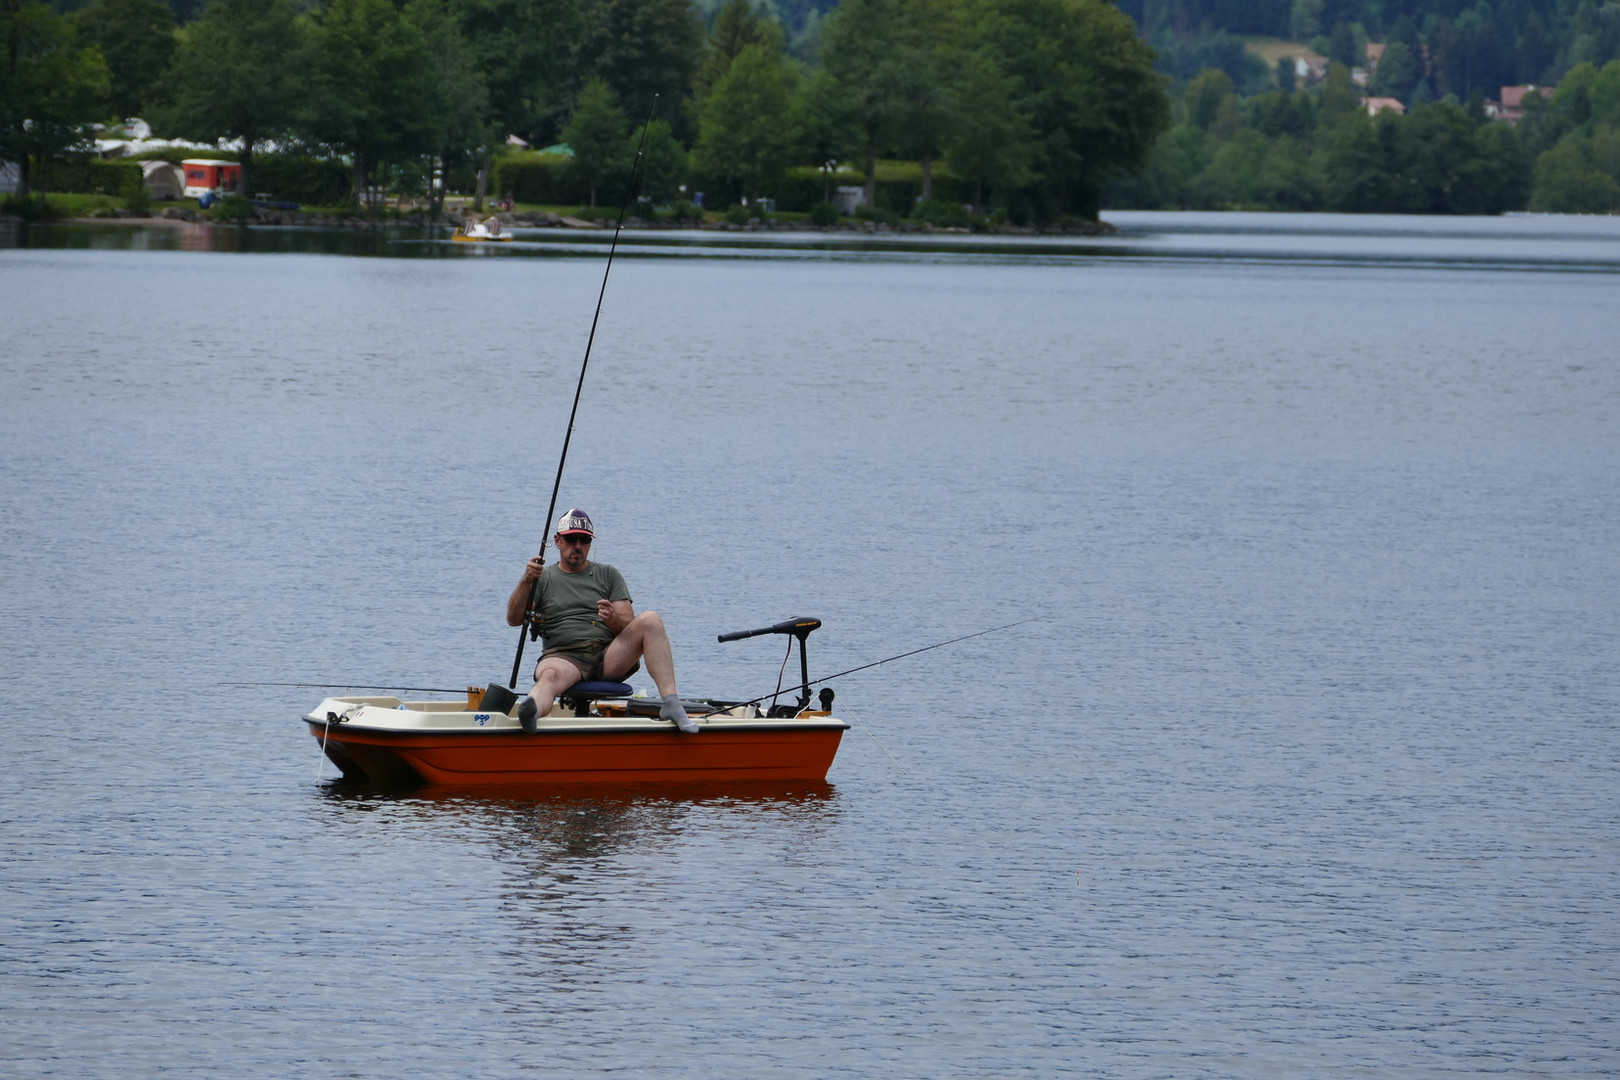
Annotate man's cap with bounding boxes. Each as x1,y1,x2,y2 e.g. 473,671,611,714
555,508,594,537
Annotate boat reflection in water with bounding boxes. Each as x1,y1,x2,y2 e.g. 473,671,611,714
314,778,841,862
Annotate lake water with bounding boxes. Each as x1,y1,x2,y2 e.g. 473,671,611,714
2,212,1617,1078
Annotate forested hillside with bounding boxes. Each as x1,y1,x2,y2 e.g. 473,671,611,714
5,0,1168,222
1121,0,1618,95
1104,0,1620,212
7,0,1620,217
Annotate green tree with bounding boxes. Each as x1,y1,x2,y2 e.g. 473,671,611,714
1246,88,1313,142
1527,60,1620,215
562,75,628,205
1,0,108,199
1530,131,1620,212
1398,101,1513,214
1315,60,1359,132
696,0,782,94
1592,58,1620,126
576,0,702,141
1467,118,1531,213
818,0,921,207
407,0,488,214
631,116,686,202
891,0,964,202
796,65,857,194
1516,10,1554,83
1105,122,1209,209
305,0,440,207
970,0,1170,219
1254,133,1319,208
70,0,172,120
1196,126,1267,207
945,45,1038,212
692,42,800,204
460,0,579,209
1319,108,1397,211
1183,68,1235,130
1288,0,1321,42
158,0,303,199
1326,19,1357,69
1369,39,1417,101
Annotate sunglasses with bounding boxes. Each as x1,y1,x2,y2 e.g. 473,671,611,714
557,534,593,546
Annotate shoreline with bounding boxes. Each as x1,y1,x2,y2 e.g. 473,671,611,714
1,205,1117,236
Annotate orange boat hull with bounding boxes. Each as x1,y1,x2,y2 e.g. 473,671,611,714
308,721,845,786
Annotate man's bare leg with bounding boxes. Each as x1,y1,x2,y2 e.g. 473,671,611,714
518,656,586,732
603,611,677,695
602,612,697,732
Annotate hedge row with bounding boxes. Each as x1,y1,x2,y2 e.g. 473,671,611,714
773,165,973,212
51,151,980,213
491,154,978,213
50,158,143,196
491,155,590,205
251,157,351,206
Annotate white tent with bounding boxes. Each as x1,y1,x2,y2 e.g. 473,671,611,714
141,161,185,201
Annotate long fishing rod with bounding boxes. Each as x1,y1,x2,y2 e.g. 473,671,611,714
697,617,1045,717
508,93,661,690
227,681,467,693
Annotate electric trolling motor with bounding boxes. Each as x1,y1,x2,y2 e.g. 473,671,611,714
718,617,825,716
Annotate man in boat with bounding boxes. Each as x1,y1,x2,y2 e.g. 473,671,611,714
506,508,698,734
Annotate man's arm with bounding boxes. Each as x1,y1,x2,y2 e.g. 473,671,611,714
597,599,634,635
506,556,544,626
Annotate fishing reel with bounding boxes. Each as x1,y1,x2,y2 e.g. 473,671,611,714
526,611,543,642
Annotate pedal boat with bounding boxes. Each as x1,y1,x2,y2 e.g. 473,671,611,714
305,694,846,786
304,619,846,787
451,218,513,242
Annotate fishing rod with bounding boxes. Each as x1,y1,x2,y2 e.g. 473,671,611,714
508,93,661,690
227,681,467,693
240,617,1038,707
697,616,1045,717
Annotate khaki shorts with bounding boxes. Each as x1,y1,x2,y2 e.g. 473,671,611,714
540,640,640,684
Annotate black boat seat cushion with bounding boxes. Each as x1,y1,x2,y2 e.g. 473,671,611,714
559,681,633,700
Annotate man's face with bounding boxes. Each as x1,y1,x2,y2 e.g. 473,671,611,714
556,532,592,571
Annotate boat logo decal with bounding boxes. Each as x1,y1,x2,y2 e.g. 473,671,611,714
473,713,491,726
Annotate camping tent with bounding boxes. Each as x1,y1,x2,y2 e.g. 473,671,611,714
142,161,185,201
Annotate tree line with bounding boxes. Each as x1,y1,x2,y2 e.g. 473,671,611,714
7,0,1618,219
1104,0,1620,213
1122,0,1620,102
1107,58,1620,213
2,0,1169,221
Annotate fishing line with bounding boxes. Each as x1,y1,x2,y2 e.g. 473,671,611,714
315,704,361,784
698,616,1046,717
316,717,332,782
842,705,902,771
509,93,662,690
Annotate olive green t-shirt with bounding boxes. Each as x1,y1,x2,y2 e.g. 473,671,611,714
537,561,631,653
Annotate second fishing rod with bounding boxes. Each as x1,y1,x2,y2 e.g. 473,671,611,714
508,94,661,691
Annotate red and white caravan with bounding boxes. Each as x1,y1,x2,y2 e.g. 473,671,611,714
181,159,240,198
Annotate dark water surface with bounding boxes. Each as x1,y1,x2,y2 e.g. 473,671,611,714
2,213,1617,1078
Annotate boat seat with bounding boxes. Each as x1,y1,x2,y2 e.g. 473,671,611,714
557,680,633,717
